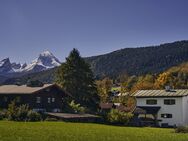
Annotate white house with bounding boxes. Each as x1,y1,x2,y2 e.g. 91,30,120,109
132,88,188,127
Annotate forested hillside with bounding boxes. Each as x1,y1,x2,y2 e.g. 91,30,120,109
86,40,188,78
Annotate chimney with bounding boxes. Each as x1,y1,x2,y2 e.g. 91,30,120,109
165,86,171,91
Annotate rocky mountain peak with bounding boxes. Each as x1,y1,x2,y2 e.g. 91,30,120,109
0,51,61,74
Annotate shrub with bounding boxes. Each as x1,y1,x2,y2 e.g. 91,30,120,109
16,105,29,121
175,126,188,133
6,100,41,122
6,101,18,121
6,102,31,121
107,109,133,125
69,100,86,114
27,110,41,122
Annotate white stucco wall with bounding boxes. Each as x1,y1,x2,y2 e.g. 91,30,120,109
182,96,188,125
136,97,186,126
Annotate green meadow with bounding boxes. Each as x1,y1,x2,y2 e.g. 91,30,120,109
0,121,188,141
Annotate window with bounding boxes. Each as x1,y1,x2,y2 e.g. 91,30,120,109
48,98,51,103
146,99,157,105
161,114,173,118
164,99,175,105
52,98,55,102
36,97,41,103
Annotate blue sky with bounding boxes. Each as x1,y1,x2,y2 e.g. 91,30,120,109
0,0,188,63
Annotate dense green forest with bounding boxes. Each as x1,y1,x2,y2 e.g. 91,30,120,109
1,40,188,85
86,40,188,78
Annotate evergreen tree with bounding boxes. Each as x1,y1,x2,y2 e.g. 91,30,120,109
56,48,99,111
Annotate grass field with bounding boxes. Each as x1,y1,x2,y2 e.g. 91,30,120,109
0,121,188,141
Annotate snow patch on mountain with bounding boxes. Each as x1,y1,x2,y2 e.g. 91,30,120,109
0,51,61,74
23,51,61,72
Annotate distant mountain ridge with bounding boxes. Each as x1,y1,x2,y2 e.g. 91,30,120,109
0,51,61,75
1,40,188,84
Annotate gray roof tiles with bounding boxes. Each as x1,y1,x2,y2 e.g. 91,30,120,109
132,89,188,97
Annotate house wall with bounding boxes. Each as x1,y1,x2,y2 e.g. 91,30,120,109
30,86,66,112
136,97,184,126
0,94,31,108
182,96,188,125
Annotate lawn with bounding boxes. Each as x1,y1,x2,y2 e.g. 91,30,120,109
0,121,188,141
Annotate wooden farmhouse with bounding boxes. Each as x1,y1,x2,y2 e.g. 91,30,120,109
0,84,70,112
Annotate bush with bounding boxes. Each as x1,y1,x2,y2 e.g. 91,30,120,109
27,111,41,122
69,100,86,114
6,101,18,121
175,126,188,133
107,109,133,125
6,102,31,121
16,105,29,121
6,101,41,122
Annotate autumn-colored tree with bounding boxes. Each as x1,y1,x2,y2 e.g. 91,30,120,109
124,76,138,92
120,82,127,94
154,64,188,89
96,77,113,103
118,62,188,92
131,74,156,92
154,72,171,89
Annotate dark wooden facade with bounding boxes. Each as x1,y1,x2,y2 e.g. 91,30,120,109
0,84,70,112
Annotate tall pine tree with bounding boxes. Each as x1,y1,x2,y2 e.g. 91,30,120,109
56,49,99,111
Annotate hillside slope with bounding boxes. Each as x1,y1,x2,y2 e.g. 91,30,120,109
86,40,188,78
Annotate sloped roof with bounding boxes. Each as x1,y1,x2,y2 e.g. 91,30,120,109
0,84,53,94
132,89,188,97
99,103,114,109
